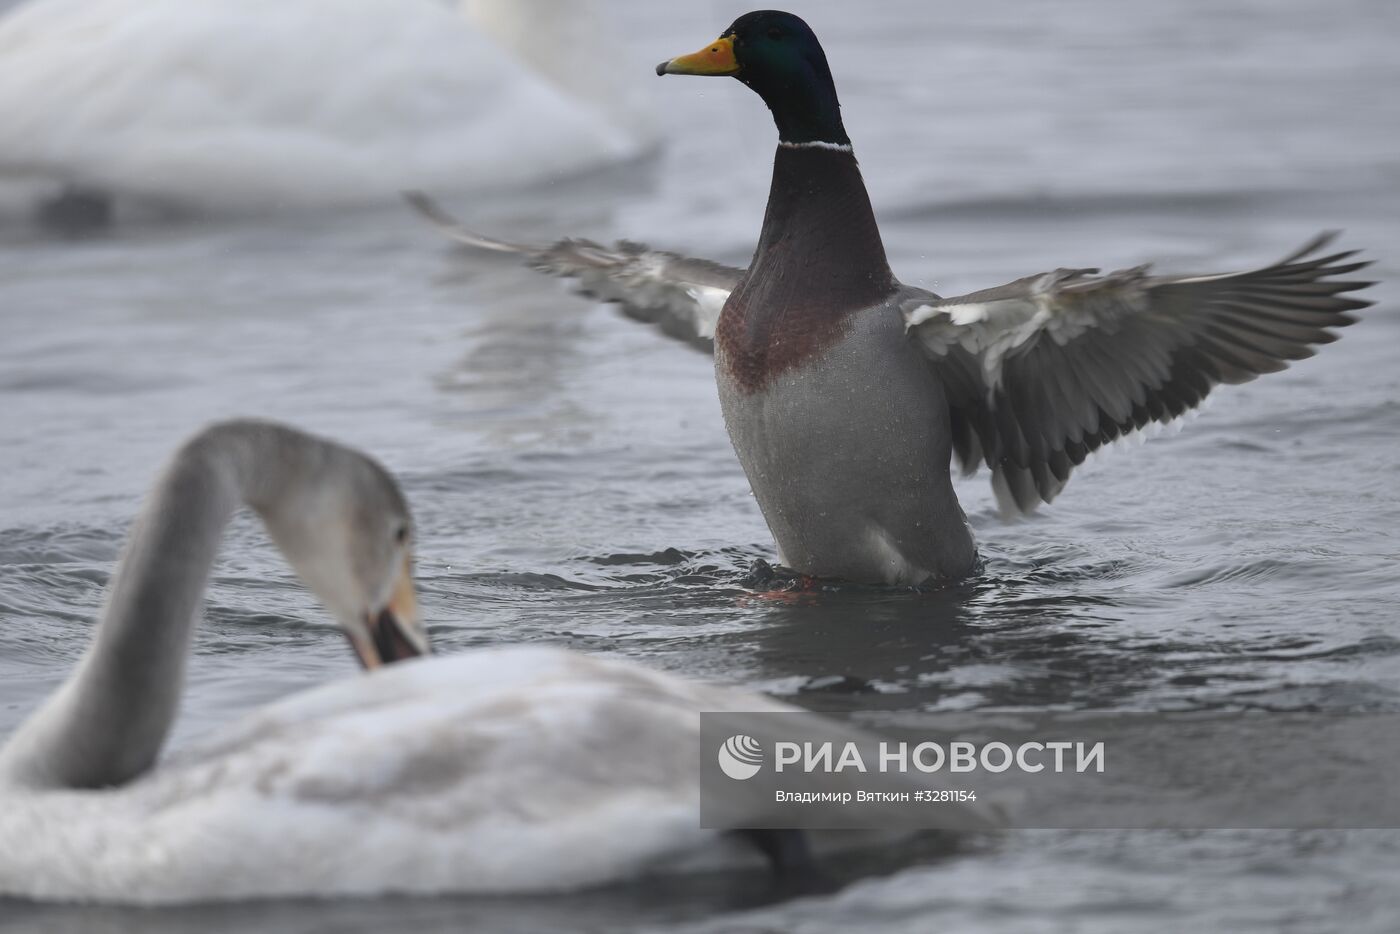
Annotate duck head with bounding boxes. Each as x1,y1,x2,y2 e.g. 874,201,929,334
657,10,850,148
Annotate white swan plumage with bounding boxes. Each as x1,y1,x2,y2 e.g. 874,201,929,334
2,648,778,903
0,0,651,217
0,420,998,905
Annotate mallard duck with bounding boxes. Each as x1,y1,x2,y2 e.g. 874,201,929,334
408,10,1373,587
0,419,994,902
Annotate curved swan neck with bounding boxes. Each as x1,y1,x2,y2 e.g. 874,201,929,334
0,427,260,789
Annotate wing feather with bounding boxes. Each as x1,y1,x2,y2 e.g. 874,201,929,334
904,233,1373,514
405,192,742,351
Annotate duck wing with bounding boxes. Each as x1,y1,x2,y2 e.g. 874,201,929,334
406,192,742,351
903,233,1373,514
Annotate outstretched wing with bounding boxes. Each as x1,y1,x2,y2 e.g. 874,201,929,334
904,233,1374,514
405,192,743,351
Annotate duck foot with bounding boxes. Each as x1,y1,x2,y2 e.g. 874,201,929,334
743,558,822,593
733,828,838,897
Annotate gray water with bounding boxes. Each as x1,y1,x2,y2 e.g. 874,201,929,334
2,0,1399,931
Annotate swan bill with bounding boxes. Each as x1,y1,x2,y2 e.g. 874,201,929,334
350,561,428,669
370,606,425,666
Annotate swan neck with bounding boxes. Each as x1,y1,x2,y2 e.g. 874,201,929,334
0,433,250,789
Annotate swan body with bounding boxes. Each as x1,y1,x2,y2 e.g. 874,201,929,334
2,648,784,903
0,0,649,216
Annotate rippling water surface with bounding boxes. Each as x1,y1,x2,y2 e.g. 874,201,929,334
2,0,1399,930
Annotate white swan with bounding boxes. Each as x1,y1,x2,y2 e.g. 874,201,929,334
0,0,651,219
0,420,997,904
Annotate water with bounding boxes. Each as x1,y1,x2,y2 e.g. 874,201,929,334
2,0,1399,930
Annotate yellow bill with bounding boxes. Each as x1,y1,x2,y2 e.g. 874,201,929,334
656,35,739,77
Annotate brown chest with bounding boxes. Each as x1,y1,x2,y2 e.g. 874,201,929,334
716,273,859,394
716,145,898,392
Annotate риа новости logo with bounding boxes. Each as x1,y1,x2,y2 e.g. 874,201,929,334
717,734,764,780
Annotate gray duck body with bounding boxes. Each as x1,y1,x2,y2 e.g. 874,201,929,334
716,286,977,585
715,144,976,585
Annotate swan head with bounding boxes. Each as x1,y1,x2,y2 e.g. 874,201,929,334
226,422,431,670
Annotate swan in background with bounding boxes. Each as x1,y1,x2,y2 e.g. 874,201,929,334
0,419,999,904
0,0,653,222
